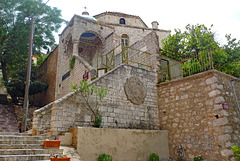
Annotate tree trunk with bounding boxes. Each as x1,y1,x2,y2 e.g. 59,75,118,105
0,59,18,104
196,50,206,72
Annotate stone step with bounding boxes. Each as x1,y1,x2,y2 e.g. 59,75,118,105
0,148,63,155
0,132,31,136
0,139,43,144
0,154,52,161
0,144,43,149
0,129,19,133
0,105,20,133
0,135,55,140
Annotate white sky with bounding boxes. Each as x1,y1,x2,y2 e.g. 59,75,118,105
48,0,240,46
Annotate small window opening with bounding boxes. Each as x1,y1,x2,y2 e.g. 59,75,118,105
119,18,125,25
121,34,129,47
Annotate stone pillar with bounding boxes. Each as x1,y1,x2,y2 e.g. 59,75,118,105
72,40,79,56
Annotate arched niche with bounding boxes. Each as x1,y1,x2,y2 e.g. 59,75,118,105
63,33,73,56
78,31,104,69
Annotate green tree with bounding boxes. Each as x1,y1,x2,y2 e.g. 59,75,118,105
232,145,240,161
213,34,240,77
5,65,48,99
162,24,240,78
162,24,219,71
0,0,65,103
71,80,107,127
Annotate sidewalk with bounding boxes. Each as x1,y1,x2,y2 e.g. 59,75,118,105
60,146,84,161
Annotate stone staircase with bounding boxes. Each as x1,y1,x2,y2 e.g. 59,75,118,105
0,105,19,132
0,132,63,161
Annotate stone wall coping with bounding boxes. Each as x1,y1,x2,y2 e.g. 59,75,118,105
75,127,168,133
34,102,54,114
157,69,237,87
75,56,96,78
75,56,93,70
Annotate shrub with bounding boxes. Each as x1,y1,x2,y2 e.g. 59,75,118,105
98,153,113,161
93,111,102,128
194,156,203,161
69,55,76,70
149,153,159,161
176,157,185,161
232,145,240,161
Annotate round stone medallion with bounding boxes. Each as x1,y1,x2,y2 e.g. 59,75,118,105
124,76,147,105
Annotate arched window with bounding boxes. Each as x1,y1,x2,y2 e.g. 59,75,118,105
119,18,125,25
121,34,129,47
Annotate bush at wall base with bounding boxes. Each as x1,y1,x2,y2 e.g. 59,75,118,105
98,153,113,161
149,153,159,161
232,145,240,161
193,156,203,161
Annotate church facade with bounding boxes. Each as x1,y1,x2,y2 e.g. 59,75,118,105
33,11,240,161
50,11,170,101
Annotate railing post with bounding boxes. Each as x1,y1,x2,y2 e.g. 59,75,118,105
106,54,108,72
209,50,214,69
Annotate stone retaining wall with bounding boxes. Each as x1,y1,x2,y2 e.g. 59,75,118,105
73,127,169,161
32,64,159,135
157,70,240,161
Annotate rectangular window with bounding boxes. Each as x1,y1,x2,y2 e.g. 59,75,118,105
62,71,70,81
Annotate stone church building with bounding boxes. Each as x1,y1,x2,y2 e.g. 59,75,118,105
33,11,240,161
35,10,174,105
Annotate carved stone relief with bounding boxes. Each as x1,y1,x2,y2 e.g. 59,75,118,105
124,76,147,105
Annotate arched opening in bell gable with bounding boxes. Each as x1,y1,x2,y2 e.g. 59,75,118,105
78,31,104,70
64,33,73,56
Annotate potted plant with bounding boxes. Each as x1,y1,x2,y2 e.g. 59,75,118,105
50,154,71,161
43,139,61,149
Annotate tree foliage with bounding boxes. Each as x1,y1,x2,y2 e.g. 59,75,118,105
232,145,240,161
71,80,107,127
162,24,218,61
213,34,240,77
0,0,65,102
5,66,48,97
162,24,240,77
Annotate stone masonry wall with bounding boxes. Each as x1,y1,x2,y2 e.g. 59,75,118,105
33,64,159,135
157,70,240,161
33,46,58,107
56,57,91,99
128,31,160,73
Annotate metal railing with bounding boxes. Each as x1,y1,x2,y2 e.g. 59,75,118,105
102,44,153,72
122,46,152,70
159,51,214,83
182,51,213,77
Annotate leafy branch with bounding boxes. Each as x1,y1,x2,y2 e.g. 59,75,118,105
71,80,107,127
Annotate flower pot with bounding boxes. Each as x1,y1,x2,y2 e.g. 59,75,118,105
50,157,71,161
43,140,61,149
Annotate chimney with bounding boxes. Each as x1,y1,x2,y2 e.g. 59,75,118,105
151,21,159,29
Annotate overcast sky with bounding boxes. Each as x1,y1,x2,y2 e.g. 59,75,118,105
48,0,240,45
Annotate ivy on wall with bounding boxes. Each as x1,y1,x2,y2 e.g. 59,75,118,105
69,55,76,70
